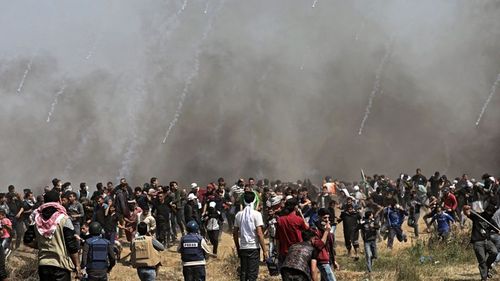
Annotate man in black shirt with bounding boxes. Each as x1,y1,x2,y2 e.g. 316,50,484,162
428,171,441,198
338,204,361,260
464,205,498,281
411,168,427,188
358,211,379,273
153,192,173,247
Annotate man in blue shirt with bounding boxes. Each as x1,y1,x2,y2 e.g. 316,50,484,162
384,200,408,250
429,206,455,241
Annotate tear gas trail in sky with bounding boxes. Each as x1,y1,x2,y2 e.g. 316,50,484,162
443,139,451,174
178,0,188,15
118,80,147,180
16,57,33,94
45,30,102,123
355,21,365,41
162,0,224,144
63,128,90,178
204,0,209,14
157,0,189,50
358,37,394,136
475,72,500,127
46,83,67,123
312,0,319,8
85,35,100,60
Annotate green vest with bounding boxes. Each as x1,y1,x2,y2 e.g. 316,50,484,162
36,215,75,271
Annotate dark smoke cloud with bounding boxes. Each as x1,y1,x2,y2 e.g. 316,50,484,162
0,0,500,191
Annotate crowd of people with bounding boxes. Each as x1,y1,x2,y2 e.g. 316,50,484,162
0,169,497,281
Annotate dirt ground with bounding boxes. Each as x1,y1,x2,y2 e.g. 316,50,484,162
9,215,497,281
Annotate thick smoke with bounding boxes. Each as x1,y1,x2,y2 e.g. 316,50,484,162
0,0,500,190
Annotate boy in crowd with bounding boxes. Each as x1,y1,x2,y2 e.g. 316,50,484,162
429,206,455,241
358,211,379,273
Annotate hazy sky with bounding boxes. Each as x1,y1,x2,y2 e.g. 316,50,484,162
0,0,499,190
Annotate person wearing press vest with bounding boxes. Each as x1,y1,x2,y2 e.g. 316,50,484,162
131,222,165,281
81,222,116,281
178,220,216,281
23,189,81,281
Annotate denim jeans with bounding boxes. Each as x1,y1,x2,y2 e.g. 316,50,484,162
490,233,500,263
410,211,420,237
137,267,157,281
473,240,498,280
364,240,377,272
104,232,116,246
239,248,260,281
318,263,336,281
176,209,186,235
183,265,206,281
387,226,406,249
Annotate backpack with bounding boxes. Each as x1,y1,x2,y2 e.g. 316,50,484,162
86,237,109,270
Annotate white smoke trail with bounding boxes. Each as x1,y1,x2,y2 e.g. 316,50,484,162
162,0,225,144
312,0,319,8
204,0,209,14
156,0,189,50
354,21,365,41
443,139,451,174
178,0,188,15
63,128,91,178
358,37,394,135
16,57,33,94
85,36,100,60
46,83,67,123
475,72,500,127
118,80,147,179
116,0,191,178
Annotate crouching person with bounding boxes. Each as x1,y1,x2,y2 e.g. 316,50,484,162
178,220,216,281
280,229,319,281
81,222,116,281
131,222,164,281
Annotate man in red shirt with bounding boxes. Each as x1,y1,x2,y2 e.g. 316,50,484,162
276,198,309,265
442,188,458,219
311,208,338,281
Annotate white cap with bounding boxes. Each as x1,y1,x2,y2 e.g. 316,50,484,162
285,195,293,201
191,183,198,189
187,193,197,201
209,201,216,208
354,185,360,191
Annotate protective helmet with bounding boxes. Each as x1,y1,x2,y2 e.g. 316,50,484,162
89,222,103,236
186,220,199,233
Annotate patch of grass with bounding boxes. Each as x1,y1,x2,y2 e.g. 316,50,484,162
7,254,39,281
408,228,475,266
339,228,475,280
395,263,421,281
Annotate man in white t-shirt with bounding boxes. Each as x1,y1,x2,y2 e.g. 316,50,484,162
233,191,268,281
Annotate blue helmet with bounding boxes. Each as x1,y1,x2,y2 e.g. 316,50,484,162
186,220,199,233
